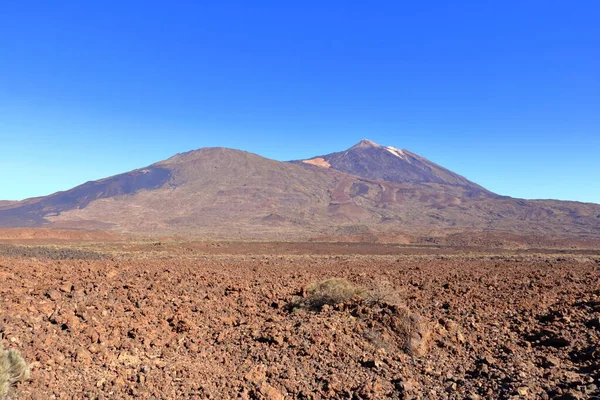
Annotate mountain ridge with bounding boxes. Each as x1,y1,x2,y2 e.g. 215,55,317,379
297,139,488,192
1,141,599,242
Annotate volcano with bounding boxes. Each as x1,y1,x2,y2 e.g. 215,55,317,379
1,140,598,243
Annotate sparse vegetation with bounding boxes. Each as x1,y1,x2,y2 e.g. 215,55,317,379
0,343,30,400
296,278,432,356
363,279,404,307
304,278,366,310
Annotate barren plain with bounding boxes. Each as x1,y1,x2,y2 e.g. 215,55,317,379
0,235,599,399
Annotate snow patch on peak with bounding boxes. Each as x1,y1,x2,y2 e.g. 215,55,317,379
385,146,405,158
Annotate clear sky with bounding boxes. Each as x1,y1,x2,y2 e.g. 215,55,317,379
1,1,598,203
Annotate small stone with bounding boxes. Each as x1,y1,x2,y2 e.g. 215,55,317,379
393,377,418,393
46,290,61,301
59,282,73,293
245,364,267,385
76,348,92,365
220,316,237,325
259,382,284,400
272,335,284,346
542,335,571,348
542,355,561,368
362,359,381,369
480,355,495,365
516,386,529,396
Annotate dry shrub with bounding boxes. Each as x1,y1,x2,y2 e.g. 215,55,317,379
298,278,432,356
304,278,366,310
0,343,30,400
364,280,404,307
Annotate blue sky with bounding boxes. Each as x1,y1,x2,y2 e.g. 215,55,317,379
1,1,598,203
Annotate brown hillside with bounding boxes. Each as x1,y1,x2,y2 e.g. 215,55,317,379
0,143,599,242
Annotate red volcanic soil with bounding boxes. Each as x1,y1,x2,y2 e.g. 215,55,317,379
0,241,598,399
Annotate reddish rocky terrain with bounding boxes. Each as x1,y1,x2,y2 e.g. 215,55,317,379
0,239,598,399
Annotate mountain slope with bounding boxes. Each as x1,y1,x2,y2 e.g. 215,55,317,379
0,201,19,210
0,143,599,242
0,148,352,235
0,166,171,227
298,139,487,192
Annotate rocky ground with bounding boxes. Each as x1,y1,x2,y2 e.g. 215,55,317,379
0,242,598,399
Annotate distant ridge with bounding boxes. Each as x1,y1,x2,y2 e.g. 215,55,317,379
0,141,599,243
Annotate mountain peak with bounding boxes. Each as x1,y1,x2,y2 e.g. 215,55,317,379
310,140,487,191
350,139,381,149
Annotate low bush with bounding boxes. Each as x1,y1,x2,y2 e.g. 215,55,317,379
0,343,30,400
293,278,432,356
304,278,366,310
